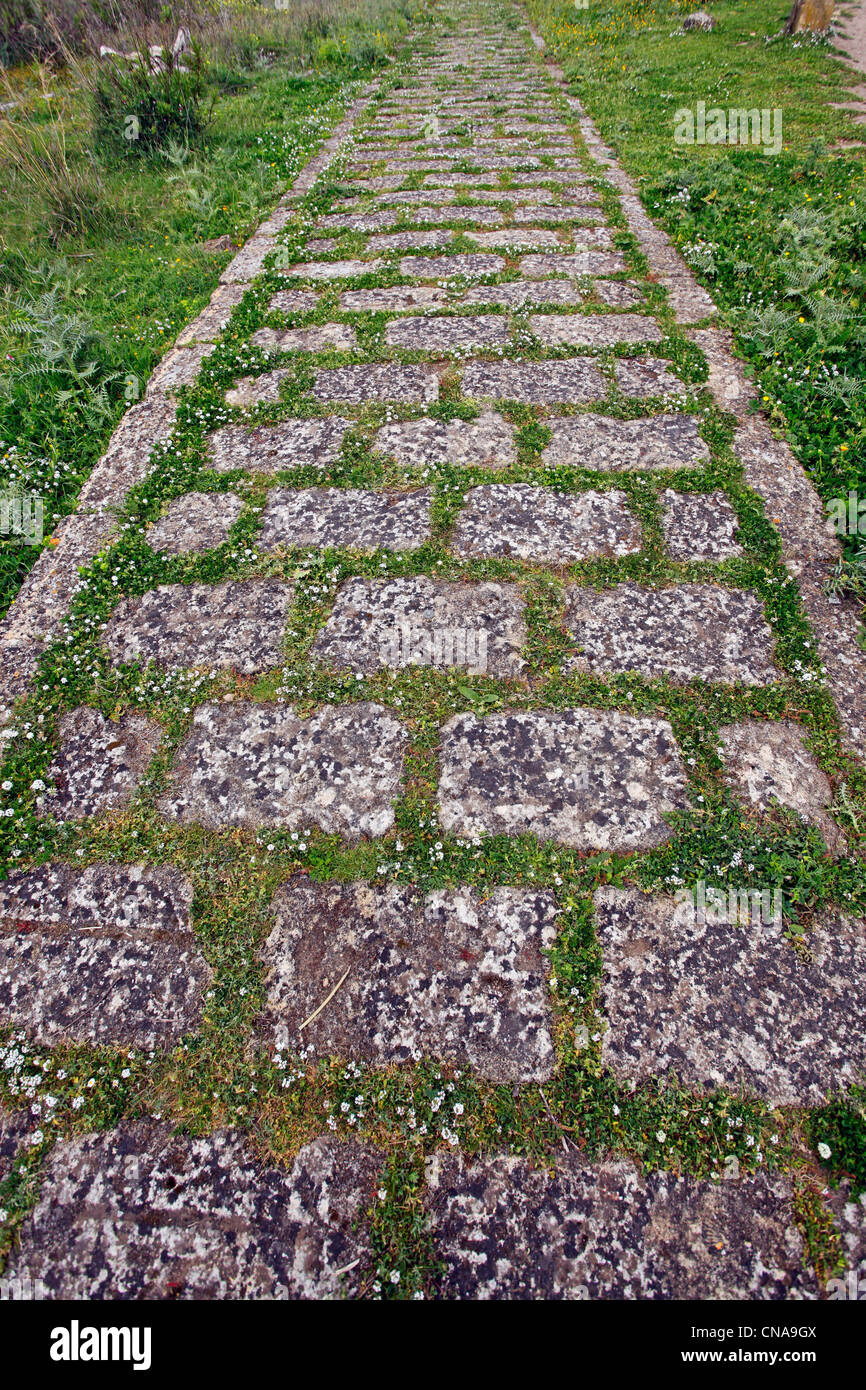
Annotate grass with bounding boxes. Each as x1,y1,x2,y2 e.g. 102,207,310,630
0,0,864,1297
526,0,866,605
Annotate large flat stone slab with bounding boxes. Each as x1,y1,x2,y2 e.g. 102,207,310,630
78,395,178,509
426,1151,817,1299
520,251,626,276
384,314,510,351
314,365,439,404
375,412,516,469
594,886,866,1105
399,253,506,278
0,864,207,1048
147,343,215,394
6,1125,379,1299
261,880,556,1081
267,289,321,315
542,414,709,471
438,708,688,850
0,1108,27,1185
594,279,644,308
452,484,640,563
283,258,384,280
530,314,661,347
258,488,431,552
717,719,846,854
225,369,291,408
176,283,246,346
564,583,778,685
40,707,163,821
208,418,351,474
463,280,585,308
0,931,210,1049
159,701,408,838
104,581,294,675
251,324,358,353
462,360,605,403
146,492,243,555
366,229,454,252
614,357,683,397
311,576,525,676
0,863,193,934
660,489,743,561
338,286,449,312
512,204,603,224
468,229,561,251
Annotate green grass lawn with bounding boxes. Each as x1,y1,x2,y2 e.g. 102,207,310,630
527,0,865,598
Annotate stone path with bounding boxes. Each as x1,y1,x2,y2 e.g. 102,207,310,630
0,0,864,1301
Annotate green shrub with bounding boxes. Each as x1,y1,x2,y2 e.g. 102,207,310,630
92,42,211,155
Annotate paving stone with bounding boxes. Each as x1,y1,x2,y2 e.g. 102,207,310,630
0,1108,28,1184
542,413,709,471
824,1182,866,1293
367,229,454,252
717,719,847,854
423,172,568,188
268,289,321,315
147,342,215,394
251,324,358,353
453,484,640,562
615,357,683,397
145,492,243,555
312,576,525,676
462,359,605,403
262,879,555,1080
512,205,602,224
6,1124,380,1299
303,237,337,254
159,701,408,838
225,369,291,408
530,313,661,348
39,707,163,821
0,511,117,710
176,284,246,346
462,279,585,308
258,487,431,552
220,235,276,284
521,251,626,276
372,189,508,204
0,863,194,935
283,258,384,280
209,418,351,474
426,1150,817,1299
438,708,688,850
384,314,510,351
467,228,561,251
375,411,515,469
660,489,743,561
78,395,178,510
0,861,206,1049
592,279,643,308
314,364,439,404
0,929,211,1049
104,580,294,675
338,286,449,312
399,253,506,278
594,886,866,1105
565,582,777,685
